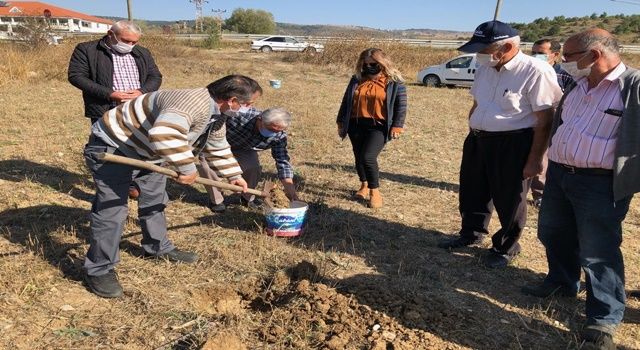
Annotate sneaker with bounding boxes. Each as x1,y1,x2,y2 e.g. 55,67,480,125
144,248,198,264
85,270,123,298
241,197,263,210
629,289,640,299
437,236,483,249
208,201,226,213
484,250,515,269
580,328,615,350
521,281,578,298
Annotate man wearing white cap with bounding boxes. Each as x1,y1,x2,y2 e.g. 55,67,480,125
438,20,562,268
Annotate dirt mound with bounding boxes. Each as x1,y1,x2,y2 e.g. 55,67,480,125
189,285,244,317
201,332,247,350
239,261,438,349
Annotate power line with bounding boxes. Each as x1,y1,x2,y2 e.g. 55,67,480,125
611,0,640,5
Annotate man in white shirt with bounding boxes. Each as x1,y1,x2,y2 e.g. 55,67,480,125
438,21,562,269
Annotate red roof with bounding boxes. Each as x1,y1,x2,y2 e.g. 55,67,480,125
0,1,113,24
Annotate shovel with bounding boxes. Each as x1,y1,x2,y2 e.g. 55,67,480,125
96,152,275,199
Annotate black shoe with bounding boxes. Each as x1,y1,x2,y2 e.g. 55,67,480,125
85,270,123,298
241,197,263,210
144,248,198,264
484,251,514,268
580,328,615,350
437,236,483,249
628,289,640,299
521,281,578,298
208,201,226,213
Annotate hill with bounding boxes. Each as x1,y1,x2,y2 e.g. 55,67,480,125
100,16,471,39
510,12,640,43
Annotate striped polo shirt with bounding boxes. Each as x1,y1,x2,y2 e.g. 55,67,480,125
92,88,242,179
549,63,625,169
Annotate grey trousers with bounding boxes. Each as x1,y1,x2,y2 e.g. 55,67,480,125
197,148,261,204
83,137,174,276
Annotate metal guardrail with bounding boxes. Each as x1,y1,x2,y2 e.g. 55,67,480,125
203,33,639,53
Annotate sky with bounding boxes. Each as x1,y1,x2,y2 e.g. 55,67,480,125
40,0,640,32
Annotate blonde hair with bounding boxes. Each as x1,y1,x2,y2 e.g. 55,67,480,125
354,48,404,83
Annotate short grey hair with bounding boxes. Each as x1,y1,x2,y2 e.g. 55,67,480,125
111,20,142,36
491,35,521,50
574,32,620,57
260,108,292,128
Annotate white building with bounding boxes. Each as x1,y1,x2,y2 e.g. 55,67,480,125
0,1,112,36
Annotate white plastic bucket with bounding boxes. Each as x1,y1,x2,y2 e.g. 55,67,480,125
269,79,282,89
264,201,308,237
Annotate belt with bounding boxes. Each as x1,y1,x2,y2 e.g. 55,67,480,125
470,128,531,137
551,161,613,176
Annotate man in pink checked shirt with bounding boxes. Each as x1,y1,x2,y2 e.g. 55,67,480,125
522,29,640,350
69,20,163,200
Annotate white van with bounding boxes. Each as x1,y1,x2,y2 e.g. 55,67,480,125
416,53,477,87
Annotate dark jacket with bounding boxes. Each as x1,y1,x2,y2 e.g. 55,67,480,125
336,75,408,142
68,36,162,120
550,66,640,201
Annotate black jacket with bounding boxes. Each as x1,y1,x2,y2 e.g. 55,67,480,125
336,75,408,142
68,36,162,120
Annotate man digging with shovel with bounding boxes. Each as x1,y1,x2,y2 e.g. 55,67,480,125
83,75,261,298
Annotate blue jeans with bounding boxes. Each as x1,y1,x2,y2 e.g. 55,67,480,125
538,162,632,327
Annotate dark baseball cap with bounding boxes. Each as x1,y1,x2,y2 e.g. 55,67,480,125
458,20,519,53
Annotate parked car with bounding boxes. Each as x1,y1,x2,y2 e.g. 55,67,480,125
417,53,477,87
250,35,324,53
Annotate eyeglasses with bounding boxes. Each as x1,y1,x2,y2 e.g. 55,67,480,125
561,50,587,61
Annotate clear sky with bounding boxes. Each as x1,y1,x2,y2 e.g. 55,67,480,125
42,0,640,31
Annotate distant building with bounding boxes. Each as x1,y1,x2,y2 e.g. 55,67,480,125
0,1,112,36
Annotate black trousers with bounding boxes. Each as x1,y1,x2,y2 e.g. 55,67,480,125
348,118,386,189
458,129,533,256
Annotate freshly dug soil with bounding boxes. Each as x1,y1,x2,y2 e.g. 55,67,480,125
269,185,291,209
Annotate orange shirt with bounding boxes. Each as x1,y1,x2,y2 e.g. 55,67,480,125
351,75,387,120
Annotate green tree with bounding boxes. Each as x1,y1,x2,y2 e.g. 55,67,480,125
224,8,276,34
202,16,222,49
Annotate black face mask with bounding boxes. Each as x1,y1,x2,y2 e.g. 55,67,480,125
362,63,382,76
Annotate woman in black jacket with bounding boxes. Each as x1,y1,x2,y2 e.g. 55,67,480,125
336,48,407,208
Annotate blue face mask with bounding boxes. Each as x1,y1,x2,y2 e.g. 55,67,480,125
259,127,277,138
533,53,549,62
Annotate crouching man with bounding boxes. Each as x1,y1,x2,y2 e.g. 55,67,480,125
198,107,298,212
83,75,262,298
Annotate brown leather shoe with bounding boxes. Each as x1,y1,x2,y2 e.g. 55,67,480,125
354,182,369,200
369,188,382,208
128,185,140,199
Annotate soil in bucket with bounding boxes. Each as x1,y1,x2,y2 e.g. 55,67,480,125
268,185,290,209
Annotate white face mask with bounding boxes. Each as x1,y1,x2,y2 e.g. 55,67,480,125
110,33,135,54
223,104,251,118
560,53,593,79
476,53,500,67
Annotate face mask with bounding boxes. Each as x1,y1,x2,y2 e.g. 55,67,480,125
259,127,277,138
362,63,382,76
222,104,251,118
533,54,549,62
560,53,593,79
110,33,135,54
476,53,500,67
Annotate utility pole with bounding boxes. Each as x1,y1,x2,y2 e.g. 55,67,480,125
126,0,133,21
493,0,503,21
190,0,209,33
212,8,226,34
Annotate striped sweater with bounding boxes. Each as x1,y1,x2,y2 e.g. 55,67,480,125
93,88,242,179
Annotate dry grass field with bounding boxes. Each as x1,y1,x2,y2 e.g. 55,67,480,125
1,37,639,350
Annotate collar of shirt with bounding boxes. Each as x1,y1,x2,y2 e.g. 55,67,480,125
499,50,524,72
574,62,626,91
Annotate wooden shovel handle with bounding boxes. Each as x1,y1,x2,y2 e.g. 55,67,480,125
95,152,266,197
